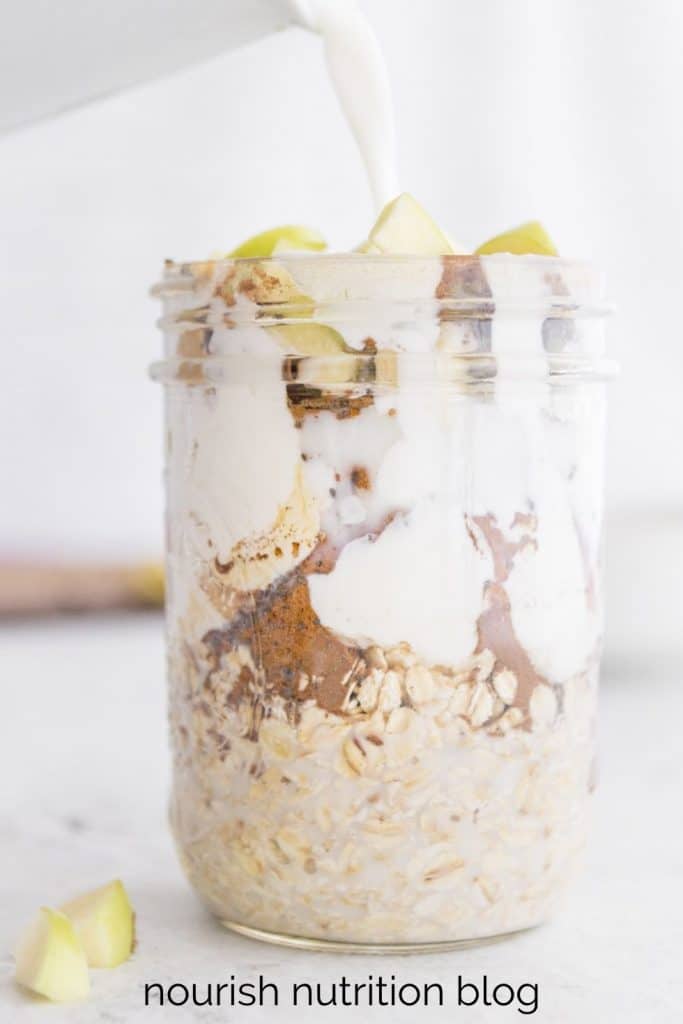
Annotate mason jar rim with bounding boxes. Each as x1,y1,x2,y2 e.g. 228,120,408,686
152,252,612,319
152,253,616,385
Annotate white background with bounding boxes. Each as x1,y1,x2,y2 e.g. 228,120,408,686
1,0,681,663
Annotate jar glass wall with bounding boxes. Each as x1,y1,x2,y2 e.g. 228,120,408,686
152,255,613,951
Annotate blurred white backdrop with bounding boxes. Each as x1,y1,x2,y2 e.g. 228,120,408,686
1,0,681,663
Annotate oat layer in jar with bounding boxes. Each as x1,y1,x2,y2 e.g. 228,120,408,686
152,254,613,951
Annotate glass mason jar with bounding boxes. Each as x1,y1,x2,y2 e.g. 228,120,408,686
152,254,613,952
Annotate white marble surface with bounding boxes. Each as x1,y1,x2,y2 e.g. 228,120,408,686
0,615,680,1022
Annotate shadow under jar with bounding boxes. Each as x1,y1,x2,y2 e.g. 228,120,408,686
151,254,614,952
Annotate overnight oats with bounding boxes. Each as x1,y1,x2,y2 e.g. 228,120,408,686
152,196,614,951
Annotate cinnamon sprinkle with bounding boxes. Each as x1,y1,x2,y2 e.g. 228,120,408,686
204,572,362,715
470,512,548,726
286,383,373,424
350,466,371,491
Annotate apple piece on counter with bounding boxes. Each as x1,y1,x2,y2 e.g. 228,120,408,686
229,225,327,258
475,221,558,256
61,880,135,968
15,907,90,1002
367,193,467,255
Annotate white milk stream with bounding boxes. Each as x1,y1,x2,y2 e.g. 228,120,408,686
289,0,399,209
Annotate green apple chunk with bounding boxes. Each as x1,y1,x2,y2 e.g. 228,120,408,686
229,225,327,258
354,239,382,253
61,879,135,968
268,322,358,384
475,221,558,256
15,907,90,1002
268,322,348,356
367,193,465,255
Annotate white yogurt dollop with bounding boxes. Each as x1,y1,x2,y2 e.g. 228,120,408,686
180,373,301,562
309,499,491,666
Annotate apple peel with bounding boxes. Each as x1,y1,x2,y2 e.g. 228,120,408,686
229,225,327,258
475,221,558,256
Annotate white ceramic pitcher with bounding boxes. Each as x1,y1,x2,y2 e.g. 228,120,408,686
0,0,294,133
